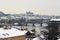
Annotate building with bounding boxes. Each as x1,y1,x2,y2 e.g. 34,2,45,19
0,26,27,40
48,19,60,40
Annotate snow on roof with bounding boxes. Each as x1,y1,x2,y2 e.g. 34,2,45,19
0,28,27,38
58,39,60,40
32,37,41,40
50,19,60,21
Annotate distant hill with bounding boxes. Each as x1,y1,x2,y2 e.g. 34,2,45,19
0,11,7,16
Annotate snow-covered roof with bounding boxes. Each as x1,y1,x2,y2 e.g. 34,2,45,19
58,39,60,40
32,37,41,40
50,19,60,21
0,28,27,38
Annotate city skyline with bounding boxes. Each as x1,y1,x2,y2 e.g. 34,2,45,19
0,0,60,16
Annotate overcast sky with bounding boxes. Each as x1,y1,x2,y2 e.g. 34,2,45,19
0,0,60,15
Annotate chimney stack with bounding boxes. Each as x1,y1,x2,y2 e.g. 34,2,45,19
3,25,11,29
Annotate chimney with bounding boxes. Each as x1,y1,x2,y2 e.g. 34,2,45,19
3,25,11,29
3,26,7,29
7,26,11,29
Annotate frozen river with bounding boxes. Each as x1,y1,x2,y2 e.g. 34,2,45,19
12,25,48,40
12,25,48,35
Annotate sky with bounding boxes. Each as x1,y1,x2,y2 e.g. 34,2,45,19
0,0,60,15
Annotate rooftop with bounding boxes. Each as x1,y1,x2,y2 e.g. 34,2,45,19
0,28,27,38
50,19,60,21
